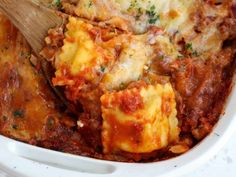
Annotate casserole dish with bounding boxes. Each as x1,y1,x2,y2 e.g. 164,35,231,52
0,79,235,177
0,0,236,176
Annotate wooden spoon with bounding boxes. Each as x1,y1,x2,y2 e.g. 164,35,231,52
0,0,63,54
0,0,78,113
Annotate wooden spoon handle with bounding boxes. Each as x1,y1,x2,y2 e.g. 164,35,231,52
0,0,63,53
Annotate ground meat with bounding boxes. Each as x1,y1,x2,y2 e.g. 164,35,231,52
172,48,235,138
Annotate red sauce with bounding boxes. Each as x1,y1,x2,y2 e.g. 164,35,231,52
65,37,76,43
118,90,144,114
161,96,172,116
104,114,143,153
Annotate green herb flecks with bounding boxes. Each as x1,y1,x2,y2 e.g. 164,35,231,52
13,109,25,118
101,66,106,73
185,43,193,51
159,55,164,60
52,0,61,8
88,0,93,8
146,5,156,17
148,15,160,24
47,117,55,129
128,0,139,11
146,5,160,24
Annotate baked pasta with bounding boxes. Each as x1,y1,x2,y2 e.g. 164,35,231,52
0,0,236,162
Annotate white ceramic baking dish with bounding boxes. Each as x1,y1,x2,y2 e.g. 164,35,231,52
0,81,236,177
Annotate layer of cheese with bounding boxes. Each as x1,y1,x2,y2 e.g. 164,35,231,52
115,0,195,34
73,0,195,35
101,35,153,90
102,32,179,90
101,83,179,153
72,0,228,58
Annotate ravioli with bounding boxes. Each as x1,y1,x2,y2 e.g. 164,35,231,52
101,83,179,153
53,17,107,86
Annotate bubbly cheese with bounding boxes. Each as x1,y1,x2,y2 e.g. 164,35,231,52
115,0,195,34
102,32,179,90
102,35,153,90
191,25,222,57
73,0,195,35
72,0,228,58
101,83,179,153
155,35,179,59
75,0,119,21
74,0,132,31
187,2,230,58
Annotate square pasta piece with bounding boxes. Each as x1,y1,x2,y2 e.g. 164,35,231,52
101,83,180,153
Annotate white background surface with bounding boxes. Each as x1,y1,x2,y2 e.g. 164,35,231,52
0,137,235,177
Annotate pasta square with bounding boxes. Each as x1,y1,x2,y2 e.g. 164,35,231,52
101,83,179,153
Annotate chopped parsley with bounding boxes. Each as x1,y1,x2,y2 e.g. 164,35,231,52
48,118,54,126
100,66,106,73
20,51,31,60
47,117,55,129
135,7,143,20
13,109,24,118
88,0,93,8
146,5,156,17
185,43,193,51
128,0,139,11
52,0,61,8
148,15,160,24
159,55,164,60
146,5,160,24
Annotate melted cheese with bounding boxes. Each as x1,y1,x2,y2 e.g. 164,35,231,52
75,0,119,21
115,0,195,34
102,35,153,90
191,25,222,57
187,3,230,58
101,83,179,153
102,32,178,90
155,35,179,59
74,0,132,31
71,0,228,58
73,0,195,35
